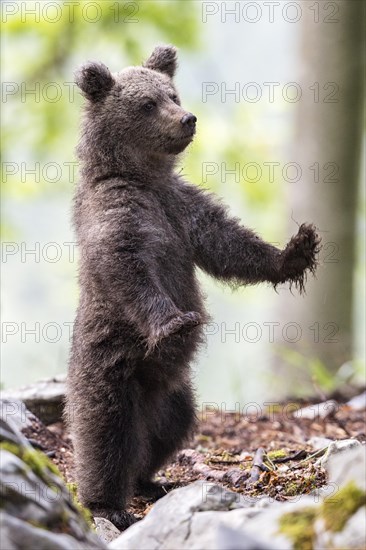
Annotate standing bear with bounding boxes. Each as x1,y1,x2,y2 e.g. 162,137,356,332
67,45,320,529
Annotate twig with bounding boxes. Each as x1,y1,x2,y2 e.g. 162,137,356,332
27,438,46,451
264,453,277,471
193,462,226,481
272,449,308,464
246,447,266,486
297,446,328,465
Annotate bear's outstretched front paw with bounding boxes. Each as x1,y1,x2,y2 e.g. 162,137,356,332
92,508,138,531
146,311,202,354
279,223,321,293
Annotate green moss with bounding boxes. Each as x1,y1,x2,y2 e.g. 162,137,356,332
284,482,300,497
0,442,61,479
26,519,46,530
267,449,287,460
322,481,366,532
282,474,319,497
280,481,366,550
279,507,317,550
1,442,95,531
67,483,94,527
197,434,211,442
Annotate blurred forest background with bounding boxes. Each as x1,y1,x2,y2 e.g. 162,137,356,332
1,0,365,404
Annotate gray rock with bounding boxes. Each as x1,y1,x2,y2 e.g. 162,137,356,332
327,444,366,490
293,400,338,420
1,375,66,424
307,436,333,451
347,391,366,411
108,481,309,550
1,511,101,550
0,399,35,431
228,497,317,550
315,439,362,469
95,517,121,544
313,447,366,549
0,401,106,550
314,505,366,549
109,443,366,550
331,506,366,549
216,525,275,550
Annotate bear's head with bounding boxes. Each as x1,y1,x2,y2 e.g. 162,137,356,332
75,45,196,165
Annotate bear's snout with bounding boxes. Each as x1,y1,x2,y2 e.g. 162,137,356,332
180,113,197,133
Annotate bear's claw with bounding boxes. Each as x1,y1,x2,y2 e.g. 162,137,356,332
146,311,203,355
278,223,321,294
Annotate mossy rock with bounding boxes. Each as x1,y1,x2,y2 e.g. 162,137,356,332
67,483,94,527
321,481,366,533
1,441,93,527
0,441,61,480
279,507,317,550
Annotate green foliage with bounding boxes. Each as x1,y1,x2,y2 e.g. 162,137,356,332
185,106,285,206
276,347,354,396
272,343,364,399
1,1,199,199
2,0,280,217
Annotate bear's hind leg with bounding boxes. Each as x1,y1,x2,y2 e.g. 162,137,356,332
70,377,147,530
136,383,197,500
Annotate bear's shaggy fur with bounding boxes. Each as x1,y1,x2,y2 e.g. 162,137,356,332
67,45,320,529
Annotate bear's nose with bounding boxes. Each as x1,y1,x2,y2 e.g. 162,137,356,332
181,113,197,129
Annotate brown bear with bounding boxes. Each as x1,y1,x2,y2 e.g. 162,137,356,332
67,45,320,530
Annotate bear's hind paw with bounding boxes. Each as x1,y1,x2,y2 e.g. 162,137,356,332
92,508,139,531
135,479,178,501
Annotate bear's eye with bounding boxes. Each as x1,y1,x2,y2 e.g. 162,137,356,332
143,101,156,112
171,95,179,104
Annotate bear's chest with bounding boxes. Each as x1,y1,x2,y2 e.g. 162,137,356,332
143,190,192,260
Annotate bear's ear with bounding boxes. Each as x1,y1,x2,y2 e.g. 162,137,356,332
75,62,114,102
144,45,177,78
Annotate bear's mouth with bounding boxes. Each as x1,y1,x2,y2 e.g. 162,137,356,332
179,132,195,142
167,134,194,154
183,127,196,139
178,128,196,142
175,131,195,144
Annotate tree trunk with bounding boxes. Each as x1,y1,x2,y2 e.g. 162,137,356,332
276,0,365,388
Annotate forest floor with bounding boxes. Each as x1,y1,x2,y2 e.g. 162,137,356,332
23,395,366,521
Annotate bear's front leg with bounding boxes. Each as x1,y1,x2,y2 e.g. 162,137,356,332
277,223,321,293
146,310,203,355
182,181,320,290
